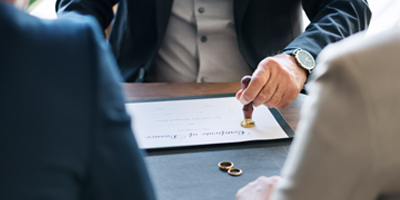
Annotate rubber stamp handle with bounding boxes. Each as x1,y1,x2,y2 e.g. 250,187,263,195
241,76,253,119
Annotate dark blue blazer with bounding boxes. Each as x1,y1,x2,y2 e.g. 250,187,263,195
0,3,155,200
56,0,371,82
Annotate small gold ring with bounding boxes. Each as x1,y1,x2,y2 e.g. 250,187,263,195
218,161,234,171
227,168,242,176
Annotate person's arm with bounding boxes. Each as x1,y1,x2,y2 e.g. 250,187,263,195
283,0,371,57
81,17,156,200
237,0,371,109
56,0,118,30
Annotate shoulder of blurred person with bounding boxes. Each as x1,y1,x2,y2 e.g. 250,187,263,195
1,1,106,55
0,3,155,200
268,28,400,200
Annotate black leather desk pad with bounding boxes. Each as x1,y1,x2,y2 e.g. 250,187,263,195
129,94,294,199
145,139,291,200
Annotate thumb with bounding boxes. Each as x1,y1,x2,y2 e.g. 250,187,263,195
236,89,243,100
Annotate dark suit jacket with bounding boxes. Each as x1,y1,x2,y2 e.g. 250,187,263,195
56,0,371,82
0,3,155,200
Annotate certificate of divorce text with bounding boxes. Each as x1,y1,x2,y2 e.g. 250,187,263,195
125,96,290,149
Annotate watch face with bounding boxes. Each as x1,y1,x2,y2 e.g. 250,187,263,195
296,50,315,70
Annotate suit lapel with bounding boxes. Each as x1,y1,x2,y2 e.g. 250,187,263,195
234,0,251,35
156,0,174,41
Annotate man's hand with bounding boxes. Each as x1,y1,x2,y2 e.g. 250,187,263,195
236,176,282,200
236,54,307,109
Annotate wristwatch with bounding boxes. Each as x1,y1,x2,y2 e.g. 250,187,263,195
291,48,315,74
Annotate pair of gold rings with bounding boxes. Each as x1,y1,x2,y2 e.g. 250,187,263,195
218,161,242,176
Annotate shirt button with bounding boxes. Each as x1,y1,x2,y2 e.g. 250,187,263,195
198,7,205,13
201,77,208,82
201,36,207,43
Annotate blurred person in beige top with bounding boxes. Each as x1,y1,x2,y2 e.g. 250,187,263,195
236,28,400,200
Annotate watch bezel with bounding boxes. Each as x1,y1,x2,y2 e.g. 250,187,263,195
293,49,315,72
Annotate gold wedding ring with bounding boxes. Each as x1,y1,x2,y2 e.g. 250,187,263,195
218,161,234,171
218,161,243,176
227,168,242,176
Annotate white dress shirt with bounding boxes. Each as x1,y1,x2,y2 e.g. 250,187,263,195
145,0,253,82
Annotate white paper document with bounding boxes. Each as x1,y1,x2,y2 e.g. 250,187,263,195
125,96,289,149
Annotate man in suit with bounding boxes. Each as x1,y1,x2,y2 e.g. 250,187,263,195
0,1,156,199
236,28,400,199
56,0,371,109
